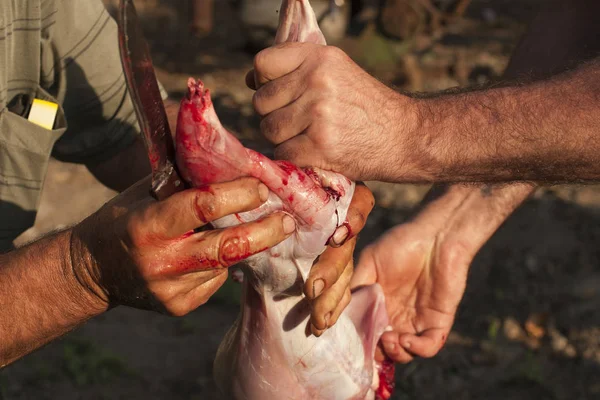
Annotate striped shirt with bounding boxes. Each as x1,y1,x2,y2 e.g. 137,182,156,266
0,0,165,250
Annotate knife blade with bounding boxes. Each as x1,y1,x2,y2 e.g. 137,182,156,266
118,0,184,200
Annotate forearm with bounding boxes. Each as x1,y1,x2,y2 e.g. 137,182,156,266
395,0,600,184
407,60,600,183
409,0,600,245
414,183,534,254
86,99,180,192
0,230,106,367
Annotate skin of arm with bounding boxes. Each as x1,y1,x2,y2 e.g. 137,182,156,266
349,0,600,363
0,177,297,367
406,58,600,184
250,1,600,185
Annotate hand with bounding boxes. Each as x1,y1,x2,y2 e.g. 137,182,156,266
304,183,375,336
70,176,296,316
351,217,474,363
247,42,415,182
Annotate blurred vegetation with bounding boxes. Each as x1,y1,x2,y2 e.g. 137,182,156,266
60,337,137,386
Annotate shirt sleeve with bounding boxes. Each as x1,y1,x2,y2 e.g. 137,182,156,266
41,0,168,165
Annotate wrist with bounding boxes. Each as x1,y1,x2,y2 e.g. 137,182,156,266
385,94,435,183
415,183,535,255
68,223,111,313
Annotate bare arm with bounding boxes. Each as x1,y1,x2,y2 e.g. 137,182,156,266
404,58,600,183
414,0,600,245
251,1,600,186
85,99,180,192
351,0,600,364
0,231,106,367
0,177,295,367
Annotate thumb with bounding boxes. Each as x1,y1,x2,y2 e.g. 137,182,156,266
350,246,377,290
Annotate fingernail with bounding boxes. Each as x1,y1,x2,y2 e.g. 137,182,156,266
283,215,296,234
403,341,411,349
325,312,332,328
332,225,349,246
313,279,325,298
258,183,269,202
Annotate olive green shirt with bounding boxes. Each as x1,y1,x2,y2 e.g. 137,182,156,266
0,0,166,251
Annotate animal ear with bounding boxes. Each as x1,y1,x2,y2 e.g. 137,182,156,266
275,0,327,45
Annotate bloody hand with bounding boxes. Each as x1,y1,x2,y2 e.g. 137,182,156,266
70,176,296,316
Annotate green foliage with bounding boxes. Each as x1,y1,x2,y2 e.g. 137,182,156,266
487,317,501,341
354,25,402,71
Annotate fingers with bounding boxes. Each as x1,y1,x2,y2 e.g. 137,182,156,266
379,332,415,364
398,328,448,358
259,103,311,148
252,42,316,88
329,183,375,247
170,212,296,273
168,271,229,317
305,238,355,299
273,134,317,168
144,177,270,239
311,288,351,337
306,240,355,335
378,328,448,364
245,69,257,90
253,73,306,117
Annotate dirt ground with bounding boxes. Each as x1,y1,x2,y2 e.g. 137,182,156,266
2,1,600,399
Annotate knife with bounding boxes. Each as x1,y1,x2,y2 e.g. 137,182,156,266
118,0,184,201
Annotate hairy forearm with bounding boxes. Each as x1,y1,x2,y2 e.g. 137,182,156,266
86,99,180,192
408,60,600,183
396,0,600,185
411,0,600,245
0,230,106,367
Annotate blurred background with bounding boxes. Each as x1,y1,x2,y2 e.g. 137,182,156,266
2,1,600,399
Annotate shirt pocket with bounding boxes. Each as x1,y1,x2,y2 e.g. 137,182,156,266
0,85,67,246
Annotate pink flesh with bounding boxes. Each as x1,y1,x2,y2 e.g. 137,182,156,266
175,1,393,399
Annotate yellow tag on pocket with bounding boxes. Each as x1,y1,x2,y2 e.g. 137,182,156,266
28,99,58,130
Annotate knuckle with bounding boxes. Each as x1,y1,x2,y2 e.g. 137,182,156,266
253,49,269,73
171,308,189,317
193,190,219,223
274,141,297,163
357,186,376,212
311,100,331,121
165,302,190,317
218,233,253,267
260,115,284,143
349,207,367,232
323,45,345,61
311,314,328,330
308,69,329,92
124,217,144,247
252,91,266,116
342,289,352,305
422,349,437,358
